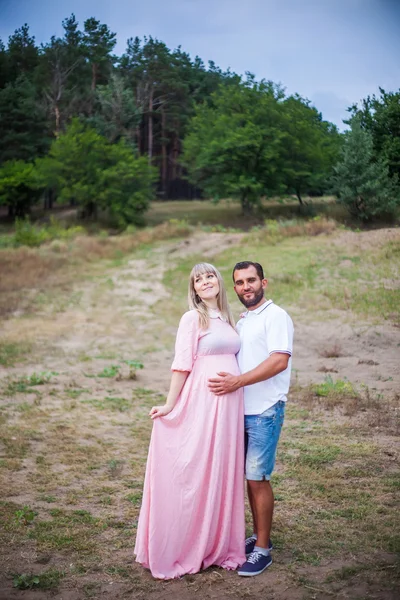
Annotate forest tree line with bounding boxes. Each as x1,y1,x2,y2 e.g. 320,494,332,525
0,15,399,224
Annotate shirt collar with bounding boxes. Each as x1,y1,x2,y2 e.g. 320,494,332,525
241,299,273,318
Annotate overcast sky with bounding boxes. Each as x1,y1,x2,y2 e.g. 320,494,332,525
1,0,399,129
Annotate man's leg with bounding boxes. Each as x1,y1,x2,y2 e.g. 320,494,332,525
239,402,285,576
247,479,274,549
247,480,257,535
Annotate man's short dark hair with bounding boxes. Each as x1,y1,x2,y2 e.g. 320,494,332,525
233,261,264,281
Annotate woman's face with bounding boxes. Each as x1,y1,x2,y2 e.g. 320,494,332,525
193,271,220,302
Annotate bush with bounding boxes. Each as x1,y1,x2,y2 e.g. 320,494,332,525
13,217,84,247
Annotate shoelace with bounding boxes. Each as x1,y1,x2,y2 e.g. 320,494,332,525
247,551,264,564
245,536,256,545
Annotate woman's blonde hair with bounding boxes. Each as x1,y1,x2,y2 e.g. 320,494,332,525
188,263,235,329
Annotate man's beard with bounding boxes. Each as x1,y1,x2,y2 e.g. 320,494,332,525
237,288,264,308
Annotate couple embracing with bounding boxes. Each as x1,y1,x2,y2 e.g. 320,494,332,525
134,261,294,579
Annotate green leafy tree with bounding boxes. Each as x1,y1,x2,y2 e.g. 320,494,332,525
0,160,42,217
36,119,156,225
331,117,400,220
97,141,157,225
183,77,285,214
280,95,342,204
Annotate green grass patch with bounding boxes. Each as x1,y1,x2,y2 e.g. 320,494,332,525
81,396,132,412
125,492,142,506
97,364,120,378
0,341,32,366
14,505,37,525
2,371,57,396
313,376,358,398
65,388,88,399
27,509,101,552
13,569,65,590
38,494,57,503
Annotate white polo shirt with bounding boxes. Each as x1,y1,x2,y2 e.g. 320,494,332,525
236,300,294,415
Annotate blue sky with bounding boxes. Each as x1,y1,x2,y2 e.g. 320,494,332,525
1,0,399,129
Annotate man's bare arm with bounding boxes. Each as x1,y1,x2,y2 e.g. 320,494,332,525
208,352,290,396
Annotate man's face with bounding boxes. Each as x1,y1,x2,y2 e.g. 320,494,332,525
233,266,267,309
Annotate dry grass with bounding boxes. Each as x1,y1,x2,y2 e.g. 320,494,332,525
295,382,400,434
246,217,339,246
358,359,379,366
319,343,343,358
280,217,338,237
317,366,339,373
0,220,192,317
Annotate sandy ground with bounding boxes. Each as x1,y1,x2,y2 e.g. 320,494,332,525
0,228,399,600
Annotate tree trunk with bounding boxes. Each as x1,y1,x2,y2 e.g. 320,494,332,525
91,63,98,91
55,104,61,137
48,188,54,210
241,194,253,216
148,87,153,165
161,109,167,196
136,125,141,154
171,129,179,180
296,189,304,205
83,201,97,219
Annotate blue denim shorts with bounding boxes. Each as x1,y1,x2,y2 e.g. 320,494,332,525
244,400,285,481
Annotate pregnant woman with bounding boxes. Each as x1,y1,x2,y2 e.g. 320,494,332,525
134,262,245,579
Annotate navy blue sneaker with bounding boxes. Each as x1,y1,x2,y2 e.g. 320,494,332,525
238,551,272,577
245,537,273,557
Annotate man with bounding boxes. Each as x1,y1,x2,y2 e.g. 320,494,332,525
208,261,294,577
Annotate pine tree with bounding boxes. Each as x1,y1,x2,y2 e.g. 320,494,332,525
83,18,116,92
7,24,39,82
91,73,139,144
0,39,9,88
0,76,50,163
332,117,400,220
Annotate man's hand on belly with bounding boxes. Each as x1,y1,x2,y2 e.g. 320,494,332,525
209,353,290,396
208,372,242,395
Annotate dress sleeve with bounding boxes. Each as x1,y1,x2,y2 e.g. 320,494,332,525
171,311,199,372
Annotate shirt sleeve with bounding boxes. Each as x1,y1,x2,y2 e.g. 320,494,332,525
266,309,294,356
171,310,199,372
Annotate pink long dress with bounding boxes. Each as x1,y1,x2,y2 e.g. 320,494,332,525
134,310,245,579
